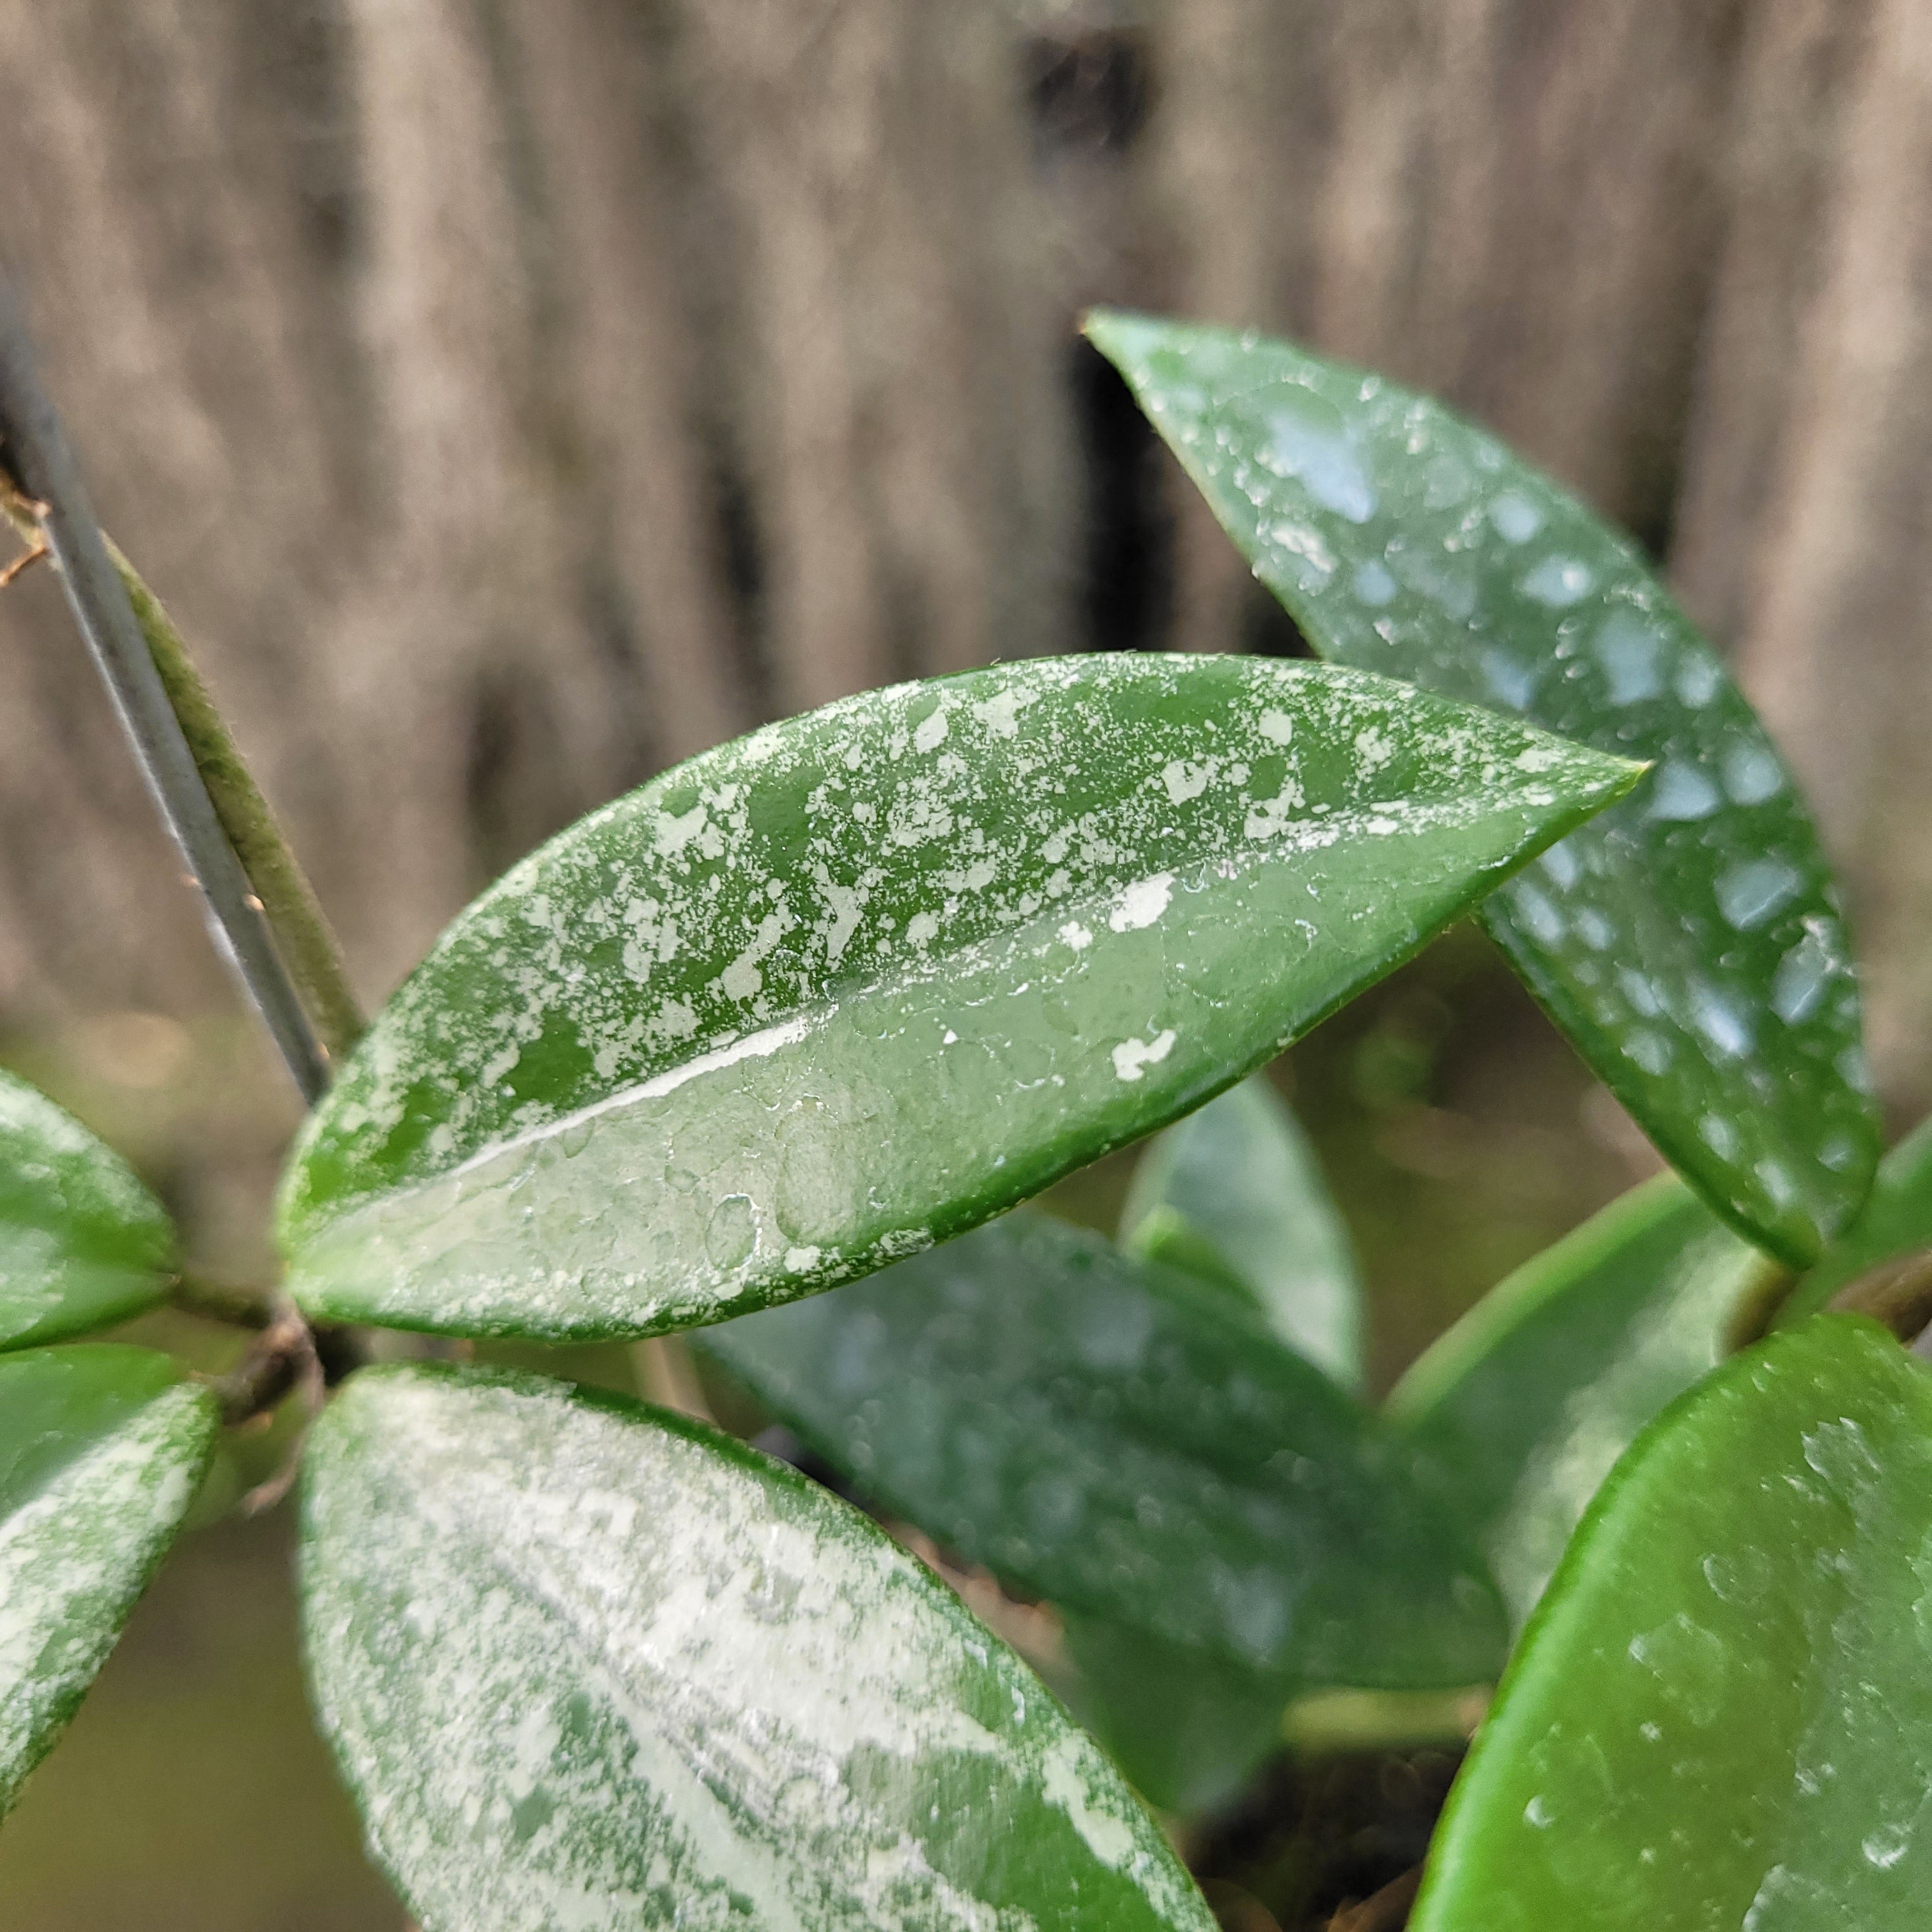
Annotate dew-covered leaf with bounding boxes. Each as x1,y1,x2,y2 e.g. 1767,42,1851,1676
1386,1177,1761,1623
0,1070,173,1351
300,1363,1215,1932
1087,312,1878,1266
1059,1611,1297,1817
279,654,1636,1340
0,1345,218,1816
1119,1073,1363,1389
695,1212,1506,1689
1772,1113,1932,1332
1410,1317,1932,1931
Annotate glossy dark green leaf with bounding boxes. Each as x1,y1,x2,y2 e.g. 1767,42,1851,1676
696,1212,1506,1689
278,654,1636,1340
1119,1073,1363,1389
1773,1112,1932,1331
300,1363,1215,1932
0,1345,218,1816
1087,312,1878,1266
0,1070,173,1350
1387,1176,1761,1622
1411,1317,1932,1931
1059,1611,1296,1817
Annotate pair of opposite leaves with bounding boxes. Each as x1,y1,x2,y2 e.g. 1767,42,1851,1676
1,314,1917,1929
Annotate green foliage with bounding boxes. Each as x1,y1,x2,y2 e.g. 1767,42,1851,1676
1055,1613,1299,1818
301,1363,1215,1932
12,303,1926,1932
0,1069,173,1350
280,653,1632,1341
1773,1111,1932,1330
1388,1176,1760,1623
1411,1317,1932,1931
1085,311,1877,1266
1119,1073,1365,1388
696,1211,1504,1689
0,1346,217,1815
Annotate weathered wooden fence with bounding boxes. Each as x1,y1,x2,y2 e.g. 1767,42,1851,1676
2,0,1927,1112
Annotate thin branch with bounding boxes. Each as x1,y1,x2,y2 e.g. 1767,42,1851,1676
102,535,364,1063
170,1270,277,1330
0,525,47,586
212,1296,317,1426
0,271,330,1105
210,1289,352,1514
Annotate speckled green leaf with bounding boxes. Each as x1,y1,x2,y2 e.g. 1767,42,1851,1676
0,1345,218,1816
0,1070,173,1351
1387,1177,1762,1622
1411,1317,1932,1931
300,1363,1215,1932
1773,1113,1932,1331
695,1212,1506,1690
1120,1072,1363,1389
278,654,1636,1340
1087,312,1877,1267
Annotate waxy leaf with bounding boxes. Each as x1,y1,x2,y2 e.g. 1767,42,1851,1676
1087,312,1877,1266
0,1346,218,1815
279,655,1636,1340
696,1212,1506,1689
1411,1317,1932,1931
1120,1073,1363,1389
0,1070,172,1350
1388,1177,1761,1621
1058,1611,1298,1816
300,1363,1215,1932
1773,1112,1932,1331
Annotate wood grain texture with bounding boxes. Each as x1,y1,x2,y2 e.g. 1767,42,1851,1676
0,0,1924,1125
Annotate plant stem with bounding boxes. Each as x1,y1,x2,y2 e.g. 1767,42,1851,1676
0,273,331,1104
103,537,364,1063
171,1270,276,1330
632,1336,715,1420
1832,1248,1932,1344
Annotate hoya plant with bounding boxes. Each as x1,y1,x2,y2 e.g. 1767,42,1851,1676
2,277,1929,1931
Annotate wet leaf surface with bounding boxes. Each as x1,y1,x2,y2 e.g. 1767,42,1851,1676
1119,1073,1364,1390
0,1345,217,1815
1411,1316,1932,1931
300,1363,1215,1932
1088,312,1877,1266
1386,1177,1760,1621
696,1212,1506,1690
280,654,1634,1340
0,1070,173,1351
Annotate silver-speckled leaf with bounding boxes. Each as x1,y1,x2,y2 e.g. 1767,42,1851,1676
1120,1073,1363,1388
1087,312,1877,1266
300,1364,1216,1932
279,654,1636,1340
0,1070,173,1350
0,1346,218,1816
